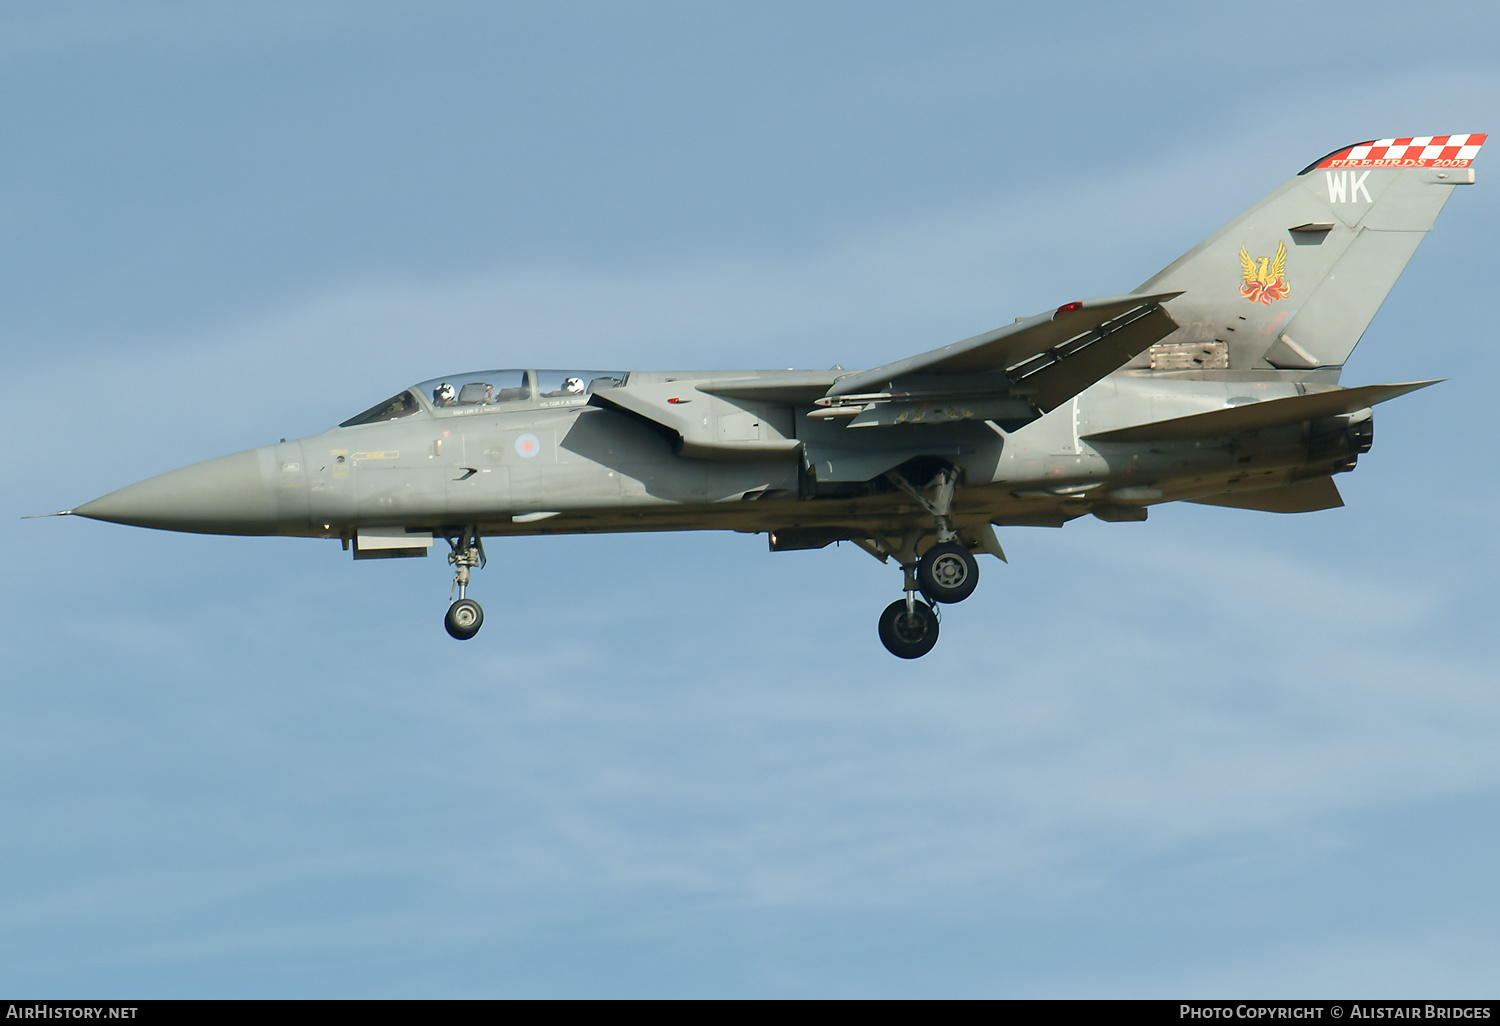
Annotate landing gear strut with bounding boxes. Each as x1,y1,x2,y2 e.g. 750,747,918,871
888,465,980,605
873,465,982,659
444,526,486,640
878,556,941,659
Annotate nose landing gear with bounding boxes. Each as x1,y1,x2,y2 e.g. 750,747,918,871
444,527,486,640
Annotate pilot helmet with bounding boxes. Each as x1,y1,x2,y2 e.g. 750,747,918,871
434,382,456,404
563,376,585,394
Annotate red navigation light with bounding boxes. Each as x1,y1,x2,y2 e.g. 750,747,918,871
1057,301,1084,313
667,397,683,404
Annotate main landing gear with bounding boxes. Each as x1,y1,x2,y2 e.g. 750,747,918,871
879,579,941,660
443,527,486,640
875,466,982,659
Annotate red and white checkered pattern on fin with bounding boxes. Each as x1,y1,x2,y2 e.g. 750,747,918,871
1317,134,1487,169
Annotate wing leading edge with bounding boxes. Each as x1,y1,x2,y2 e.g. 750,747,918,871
825,292,1182,413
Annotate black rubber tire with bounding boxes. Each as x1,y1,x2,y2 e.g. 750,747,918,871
917,542,980,604
878,598,940,659
445,598,484,640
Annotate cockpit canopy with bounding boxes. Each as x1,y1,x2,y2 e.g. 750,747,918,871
339,369,626,427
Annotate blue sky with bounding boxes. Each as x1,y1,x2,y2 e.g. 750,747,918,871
3,1,1499,997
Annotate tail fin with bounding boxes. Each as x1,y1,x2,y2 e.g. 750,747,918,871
1136,135,1484,372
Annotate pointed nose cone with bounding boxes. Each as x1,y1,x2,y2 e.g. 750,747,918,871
76,448,280,535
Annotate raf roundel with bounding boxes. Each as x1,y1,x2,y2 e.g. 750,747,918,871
515,433,541,459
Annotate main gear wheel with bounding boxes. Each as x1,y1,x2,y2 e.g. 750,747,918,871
878,598,940,659
917,542,979,604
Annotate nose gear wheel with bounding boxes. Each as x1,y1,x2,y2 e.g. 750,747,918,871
445,598,484,640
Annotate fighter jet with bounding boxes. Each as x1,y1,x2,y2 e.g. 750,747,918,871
49,136,1484,657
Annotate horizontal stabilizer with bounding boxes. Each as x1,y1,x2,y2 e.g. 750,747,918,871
1188,477,1343,513
827,292,1181,402
1084,380,1440,443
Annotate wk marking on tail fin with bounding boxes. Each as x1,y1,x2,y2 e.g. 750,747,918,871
1324,169,1373,204
1312,134,1487,170
1239,241,1289,305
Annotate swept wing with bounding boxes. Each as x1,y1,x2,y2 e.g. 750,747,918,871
825,292,1182,413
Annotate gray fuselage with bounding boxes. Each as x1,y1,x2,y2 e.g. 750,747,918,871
73,366,1366,550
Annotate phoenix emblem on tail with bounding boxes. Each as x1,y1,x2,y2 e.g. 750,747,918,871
1239,241,1290,304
